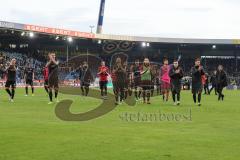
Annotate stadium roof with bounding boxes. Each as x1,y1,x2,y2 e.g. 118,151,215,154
1,20,240,45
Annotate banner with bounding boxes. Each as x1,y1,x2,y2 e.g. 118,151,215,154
24,24,95,39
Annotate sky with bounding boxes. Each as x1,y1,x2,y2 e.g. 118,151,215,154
0,0,239,39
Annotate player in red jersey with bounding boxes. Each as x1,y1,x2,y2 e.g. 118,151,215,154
98,61,109,99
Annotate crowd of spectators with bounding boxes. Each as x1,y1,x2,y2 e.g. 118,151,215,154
0,51,45,81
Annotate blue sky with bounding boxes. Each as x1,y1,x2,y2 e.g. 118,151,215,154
0,0,239,39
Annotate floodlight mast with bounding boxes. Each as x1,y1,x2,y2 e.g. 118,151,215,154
96,0,106,34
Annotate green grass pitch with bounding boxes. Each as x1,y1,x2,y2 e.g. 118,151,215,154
0,88,240,160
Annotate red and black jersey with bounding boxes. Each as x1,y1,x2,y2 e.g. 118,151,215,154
98,66,109,82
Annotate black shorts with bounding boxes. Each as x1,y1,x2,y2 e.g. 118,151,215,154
48,78,59,88
192,83,203,94
171,83,181,93
26,79,33,86
141,80,152,90
99,81,108,90
81,81,90,87
5,81,16,88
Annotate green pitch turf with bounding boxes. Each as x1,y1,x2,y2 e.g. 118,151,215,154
0,88,240,160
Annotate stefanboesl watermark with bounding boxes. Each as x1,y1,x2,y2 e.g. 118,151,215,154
119,109,192,122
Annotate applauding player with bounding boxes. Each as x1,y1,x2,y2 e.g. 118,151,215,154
113,57,126,105
5,59,17,102
169,60,183,105
140,58,152,104
160,57,171,102
216,65,227,101
209,71,217,95
79,61,93,96
46,53,59,104
24,63,35,96
132,59,142,101
191,58,205,106
98,61,109,99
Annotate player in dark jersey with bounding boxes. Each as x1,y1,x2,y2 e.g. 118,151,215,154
46,53,59,104
209,70,217,95
113,57,126,105
5,59,17,102
191,58,205,106
216,65,227,101
24,63,35,96
132,59,142,101
79,61,93,96
123,61,132,100
169,60,184,105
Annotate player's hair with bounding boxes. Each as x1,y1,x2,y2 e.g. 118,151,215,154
163,57,168,62
116,57,121,64
195,57,201,61
173,59,178,62
143,58,150,66
10,58,16,65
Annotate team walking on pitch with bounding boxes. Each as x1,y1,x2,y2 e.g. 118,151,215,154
1,53,228,105
97,56,227,106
